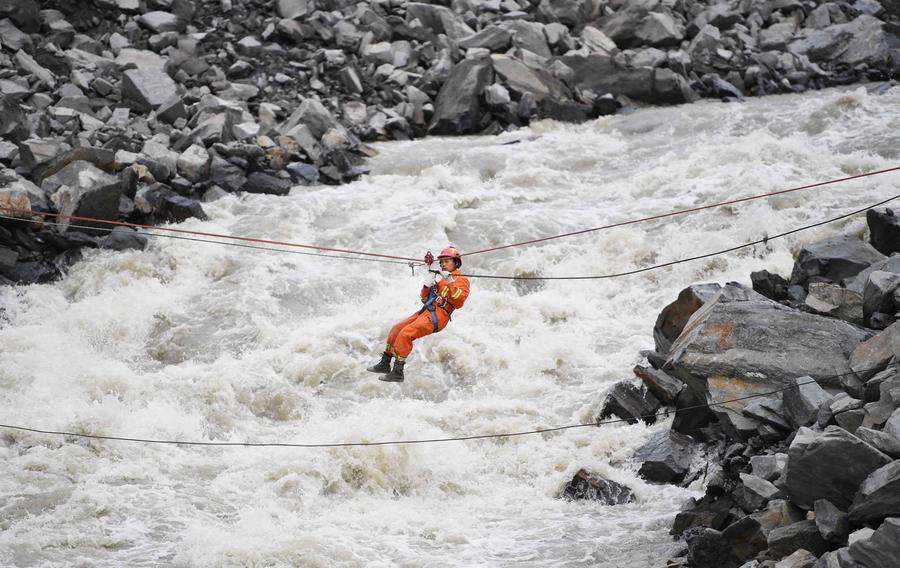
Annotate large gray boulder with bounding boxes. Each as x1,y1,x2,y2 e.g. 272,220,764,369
598,2,655,48
281,98,350,141
845,255,900,294
855,427,900,459
429,58,492,136
784,426,891,509
867,208,900,256
0,0,39,33
815,499,849,544
863,271,900,322
44,161,121,233
136,11,181,33
667,285,870,391
848,517,900,568
501,20,552,58
458,27,511,52
633,364,683,405
536,0,593,28
632,430,697,483
790,235,885,288
635,12,683,47
849,460,900,524
121,69,178,112
276,0,309,19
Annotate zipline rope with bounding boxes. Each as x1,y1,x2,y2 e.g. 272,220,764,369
0,366,884,448
0,166,897,264
459,165,900,257
3,193,897,280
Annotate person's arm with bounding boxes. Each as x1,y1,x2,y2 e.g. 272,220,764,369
436,274,469,309
420,268,434,302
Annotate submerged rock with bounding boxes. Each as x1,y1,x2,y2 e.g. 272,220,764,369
558,469,635,505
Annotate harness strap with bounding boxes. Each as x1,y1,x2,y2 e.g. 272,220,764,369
418,287,440,333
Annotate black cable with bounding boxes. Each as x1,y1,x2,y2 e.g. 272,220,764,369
459,194,900,280
0,366,883,448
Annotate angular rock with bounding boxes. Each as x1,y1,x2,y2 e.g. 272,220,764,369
281,98,349,141
209,154,246,193
791,235,885,288
276,0,309,19
768,520,829,559
636,12,683,48
0,0,39,33
136,11,180,34
405,2,474,40
458,26,511,51
783,376,832,428
737,473,781,512
491,55,564,102
286,162,319,186
847,517,900,568
633,430,697,483
805,282,863,325
502,20,551,58
814,499,849,544
429,58,492,135
845,255,900,294
558,468,635,505
774,549,817,568
785,426,891,509
580,26,617,54
121,69,178,112
751,453,788,482
14,51,56,88
867,208,900,256
45,161,121,233
599,380,660,425
242,172,291,196
176,144,209,183
668,285,870,390
653,283,721,355
863,271,900,323
849,322,900,381
0,18,32,52
633,364,683,405
849,460,900,524
854,427,900,458
99,226,147,252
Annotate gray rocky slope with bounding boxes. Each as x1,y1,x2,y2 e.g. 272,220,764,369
0,0,898,284
567,209,900,568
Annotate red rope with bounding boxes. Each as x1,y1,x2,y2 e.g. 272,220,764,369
2,166,897,263
1,210,422,262
460,165,900,257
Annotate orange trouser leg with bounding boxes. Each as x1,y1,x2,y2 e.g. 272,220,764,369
387,311,441,360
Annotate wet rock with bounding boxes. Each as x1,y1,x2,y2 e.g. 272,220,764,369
752,270,789,301
44,161,121,233
242,172,292,196
768,520,829,559
848,460,900,524
672,494,736,536
99,226,147,252
653,283,721,355
599,380,660,425
785,426,891,509
121,69,179,112
815,499,849,544
867,208,900,256
633,364,683,405
135,184,207,223
791,235,886,288
429,58,493,135
559,468,635,505
633,430,697,483
667,285,870,391
286,162,319,186
783,376,832,428
847,517,900,568
209,154,246,193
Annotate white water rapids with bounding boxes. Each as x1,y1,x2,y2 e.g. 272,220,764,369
2,85,899,567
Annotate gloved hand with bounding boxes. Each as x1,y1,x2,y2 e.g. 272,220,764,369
421,268,435,288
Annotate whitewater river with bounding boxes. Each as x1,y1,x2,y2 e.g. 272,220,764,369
2,85,899,567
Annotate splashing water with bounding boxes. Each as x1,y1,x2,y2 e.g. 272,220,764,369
2,86,899,567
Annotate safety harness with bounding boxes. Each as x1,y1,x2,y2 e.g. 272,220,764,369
419,284,455,333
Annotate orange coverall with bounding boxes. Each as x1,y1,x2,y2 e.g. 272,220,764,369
385,269,470,360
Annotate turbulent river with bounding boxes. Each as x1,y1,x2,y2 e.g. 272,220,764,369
2,85,899,567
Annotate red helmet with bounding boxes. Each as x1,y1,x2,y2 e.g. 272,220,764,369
437,246,462,268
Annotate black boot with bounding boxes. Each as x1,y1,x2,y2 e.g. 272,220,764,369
367,352,392,374
380,359,405,383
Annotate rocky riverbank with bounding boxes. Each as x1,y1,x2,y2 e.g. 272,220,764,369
563,208,900,567
0,0,898,284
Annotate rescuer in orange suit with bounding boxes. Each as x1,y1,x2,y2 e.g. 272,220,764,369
367,246,471,383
